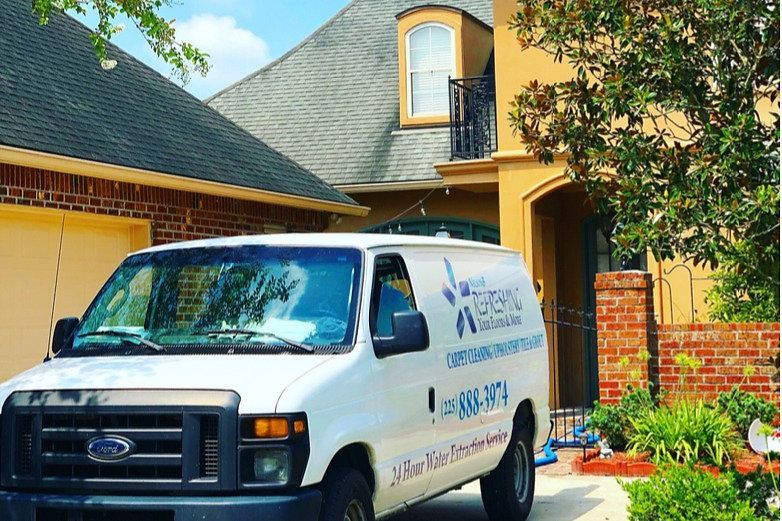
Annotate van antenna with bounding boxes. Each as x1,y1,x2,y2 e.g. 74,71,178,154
44,214,66,363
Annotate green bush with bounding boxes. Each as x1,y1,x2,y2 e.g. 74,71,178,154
622,465,760,521
628,400,742,466
730,467,781,521
716,387,779,438
588,386,655,451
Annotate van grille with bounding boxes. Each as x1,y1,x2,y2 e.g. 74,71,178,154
40,412,185,481
0,390,239,493
200,414,219,478
15,415,34,476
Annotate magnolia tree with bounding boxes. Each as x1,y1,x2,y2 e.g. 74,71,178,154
31,0,208,82
510,0,779,321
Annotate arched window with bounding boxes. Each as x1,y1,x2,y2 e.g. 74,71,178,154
406,23,454,117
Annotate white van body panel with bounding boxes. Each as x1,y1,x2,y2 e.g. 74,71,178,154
404,247,548,497
0,355,332,414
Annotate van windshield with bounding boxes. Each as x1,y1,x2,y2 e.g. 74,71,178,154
68,246,362,355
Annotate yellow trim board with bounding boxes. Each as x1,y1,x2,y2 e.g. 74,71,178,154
337,179,444,193
0,145,370,217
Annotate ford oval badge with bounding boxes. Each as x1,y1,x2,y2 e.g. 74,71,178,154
86,436,135,462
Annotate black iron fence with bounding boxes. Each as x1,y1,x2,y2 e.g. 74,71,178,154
540,301,600,448
449,76,498,160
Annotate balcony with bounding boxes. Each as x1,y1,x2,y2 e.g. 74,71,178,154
449,75,498,160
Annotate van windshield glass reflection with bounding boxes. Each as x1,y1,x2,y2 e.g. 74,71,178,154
70,246,362,354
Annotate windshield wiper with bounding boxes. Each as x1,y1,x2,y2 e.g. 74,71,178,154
78,330,167,353
194,328,314,353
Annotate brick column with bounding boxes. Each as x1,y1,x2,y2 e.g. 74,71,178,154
594,271,655,404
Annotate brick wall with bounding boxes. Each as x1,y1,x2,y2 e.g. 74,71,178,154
594,271,656,403
656,323,779,403
595,271,780,405
0,163,330,244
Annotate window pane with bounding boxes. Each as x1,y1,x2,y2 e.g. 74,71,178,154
429,26,451,47
430,70,450,113
411,71,434,114
75,246,363,350
409,47,430,71
373,256,416,337
409,25,430,50
429,45,452,69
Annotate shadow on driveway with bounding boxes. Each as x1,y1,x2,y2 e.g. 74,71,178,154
391,476,627,521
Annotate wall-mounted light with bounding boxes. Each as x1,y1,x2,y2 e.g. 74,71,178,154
435,224,450,238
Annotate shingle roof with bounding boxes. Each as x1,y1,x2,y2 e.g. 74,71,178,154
207,0,493,187
0,0,356,206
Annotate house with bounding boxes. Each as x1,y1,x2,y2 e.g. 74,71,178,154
0,0,367,381
207,0,501,244
208,0,719,408
208,0,716,320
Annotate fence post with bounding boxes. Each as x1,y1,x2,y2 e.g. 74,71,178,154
594,271,655,404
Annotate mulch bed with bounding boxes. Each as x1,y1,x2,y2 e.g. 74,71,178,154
572,447,780,477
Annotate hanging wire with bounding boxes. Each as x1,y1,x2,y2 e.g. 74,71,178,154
371,186,441,231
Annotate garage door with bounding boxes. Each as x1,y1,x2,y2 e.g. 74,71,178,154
0,207,149,381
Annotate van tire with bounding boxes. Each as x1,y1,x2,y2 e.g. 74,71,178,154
479,425,535,521
319,468,375,521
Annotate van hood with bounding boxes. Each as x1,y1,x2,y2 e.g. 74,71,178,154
0,355,332,414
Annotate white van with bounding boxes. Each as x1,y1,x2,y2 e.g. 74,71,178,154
0,234,549,521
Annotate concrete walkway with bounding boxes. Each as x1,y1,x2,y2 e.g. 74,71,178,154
392,475,629,521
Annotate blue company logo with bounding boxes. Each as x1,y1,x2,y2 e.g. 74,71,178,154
441,258,477,338
86,436,135,462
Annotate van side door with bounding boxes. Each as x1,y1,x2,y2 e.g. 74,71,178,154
368,252,438,514
411,250,525,496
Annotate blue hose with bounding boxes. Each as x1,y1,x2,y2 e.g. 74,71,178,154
534,437,558,467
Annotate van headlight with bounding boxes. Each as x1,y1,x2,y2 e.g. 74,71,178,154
238,414,309,489
253,448,291,483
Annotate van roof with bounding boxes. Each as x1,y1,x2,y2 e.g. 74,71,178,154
135,233,513,256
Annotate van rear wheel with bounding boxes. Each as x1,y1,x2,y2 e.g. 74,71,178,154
319,468,375,521
479,425,535,521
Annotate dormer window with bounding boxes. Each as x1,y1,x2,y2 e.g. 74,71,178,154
406,23,454,117
396,6,493,127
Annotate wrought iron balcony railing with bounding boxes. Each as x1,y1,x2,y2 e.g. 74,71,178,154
449,75,498,160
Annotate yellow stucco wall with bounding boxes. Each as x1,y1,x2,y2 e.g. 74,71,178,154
488,0,716,322
492,0,574,152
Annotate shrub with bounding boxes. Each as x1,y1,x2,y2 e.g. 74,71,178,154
628,400,742,466
716,387,779,438
730,467,781,521
588,386,655,451
622,465,760,521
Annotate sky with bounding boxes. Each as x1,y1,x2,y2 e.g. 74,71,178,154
76,1,351,100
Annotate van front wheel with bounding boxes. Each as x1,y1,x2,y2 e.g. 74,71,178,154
479,426,535,521
319,468,375,521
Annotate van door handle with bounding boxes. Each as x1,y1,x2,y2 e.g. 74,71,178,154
428,387,435,413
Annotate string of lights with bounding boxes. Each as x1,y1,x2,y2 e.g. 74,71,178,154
371,186,451,234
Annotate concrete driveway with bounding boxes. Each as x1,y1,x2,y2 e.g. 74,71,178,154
391,475,629,521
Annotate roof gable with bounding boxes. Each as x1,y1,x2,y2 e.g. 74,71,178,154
0,0,357,206
207,0,493,187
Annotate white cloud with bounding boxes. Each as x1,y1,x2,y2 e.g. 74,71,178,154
173,13,271,99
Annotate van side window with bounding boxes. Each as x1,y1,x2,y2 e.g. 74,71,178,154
371,256,416,337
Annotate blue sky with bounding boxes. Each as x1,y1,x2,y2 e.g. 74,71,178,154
78,0,351,99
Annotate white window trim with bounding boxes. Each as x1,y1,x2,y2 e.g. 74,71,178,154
405,22,456,119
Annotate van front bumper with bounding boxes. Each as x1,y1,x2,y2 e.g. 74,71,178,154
0,489,322,521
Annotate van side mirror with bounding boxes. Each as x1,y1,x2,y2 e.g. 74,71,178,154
51,317,79,355
373,311,429,358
